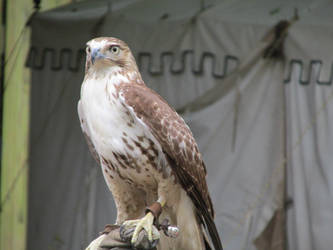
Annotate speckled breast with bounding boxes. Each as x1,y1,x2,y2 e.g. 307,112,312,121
101,134,170,188
81,76,176,194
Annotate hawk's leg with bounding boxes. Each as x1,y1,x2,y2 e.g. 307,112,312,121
122,198,165,245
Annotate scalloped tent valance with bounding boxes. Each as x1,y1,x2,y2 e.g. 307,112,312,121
27,0,333,86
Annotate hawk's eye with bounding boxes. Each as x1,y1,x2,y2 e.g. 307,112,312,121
109,45,120,55
86,46,91,54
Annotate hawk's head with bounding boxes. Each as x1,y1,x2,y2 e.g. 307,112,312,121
85,37,138,74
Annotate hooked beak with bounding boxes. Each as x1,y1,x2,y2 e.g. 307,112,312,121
91,48,105,64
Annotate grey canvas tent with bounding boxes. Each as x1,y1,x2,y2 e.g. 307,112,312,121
27,0,333,249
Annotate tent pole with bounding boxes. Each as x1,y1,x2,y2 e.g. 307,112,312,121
0,0,32,249
0,1,73,249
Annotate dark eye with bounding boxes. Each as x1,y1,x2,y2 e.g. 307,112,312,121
110,45,120,54
86,46,91,54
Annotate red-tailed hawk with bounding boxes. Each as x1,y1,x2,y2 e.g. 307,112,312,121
78,37,223,250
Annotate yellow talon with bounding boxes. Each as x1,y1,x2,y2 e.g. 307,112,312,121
122,212,160,245
132,212,154,243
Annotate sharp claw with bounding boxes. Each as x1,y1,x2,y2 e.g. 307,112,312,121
132,226,140,243
148,226,152,242
144,223,152,242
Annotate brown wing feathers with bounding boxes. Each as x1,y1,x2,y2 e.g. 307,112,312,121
166,153,223,250
120,84,223,250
